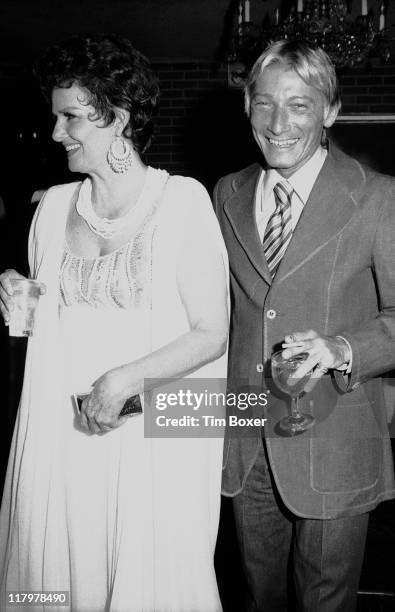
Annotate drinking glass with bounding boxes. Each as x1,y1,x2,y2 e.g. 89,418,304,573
8,279,41,337
271,350,315,435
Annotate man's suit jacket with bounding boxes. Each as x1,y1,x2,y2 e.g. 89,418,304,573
214,143,395,519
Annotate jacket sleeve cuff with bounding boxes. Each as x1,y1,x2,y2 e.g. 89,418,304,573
333,333,361,393
335,335,353,373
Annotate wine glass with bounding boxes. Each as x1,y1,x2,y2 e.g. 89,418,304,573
271,350,315,435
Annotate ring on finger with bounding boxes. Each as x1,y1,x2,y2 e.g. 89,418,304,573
316,364,329,374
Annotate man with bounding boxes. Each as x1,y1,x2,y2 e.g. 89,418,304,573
214,40,395,611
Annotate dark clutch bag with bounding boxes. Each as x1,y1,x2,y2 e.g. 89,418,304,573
118,394,142,417
72,392,142,418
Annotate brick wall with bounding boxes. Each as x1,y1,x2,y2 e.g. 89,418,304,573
145,61,228,180
339,65,395,114
144,60,395,184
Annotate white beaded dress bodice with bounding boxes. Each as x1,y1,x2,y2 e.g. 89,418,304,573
59,167,169,310
60,238,144,310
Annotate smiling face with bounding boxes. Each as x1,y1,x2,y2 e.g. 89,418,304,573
51,84,118,175
249,63,338,178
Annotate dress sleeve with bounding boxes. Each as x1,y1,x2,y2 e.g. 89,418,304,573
28,183,80,279
171,176,229,283
28,189,49,278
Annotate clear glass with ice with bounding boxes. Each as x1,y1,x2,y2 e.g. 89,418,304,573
8,279,41,337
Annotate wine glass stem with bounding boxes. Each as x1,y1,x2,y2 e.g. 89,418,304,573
291,396,301,419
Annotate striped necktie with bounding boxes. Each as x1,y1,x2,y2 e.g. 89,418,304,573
263,180,293,277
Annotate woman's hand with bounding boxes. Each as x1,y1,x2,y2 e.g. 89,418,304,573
79,366,136,434
0,270,46,325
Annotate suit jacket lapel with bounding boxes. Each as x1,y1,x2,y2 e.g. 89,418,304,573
222,145,361,286
224,164,272,285
275,145,360,284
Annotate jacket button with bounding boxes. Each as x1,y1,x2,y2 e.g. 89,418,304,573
267,309,276,319
256,363,264,373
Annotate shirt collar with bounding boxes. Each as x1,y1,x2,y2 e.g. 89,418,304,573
263,146,327,204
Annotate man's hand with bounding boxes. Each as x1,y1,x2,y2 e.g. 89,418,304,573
282,330,351,391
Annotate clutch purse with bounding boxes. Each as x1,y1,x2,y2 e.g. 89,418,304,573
72,391,142,418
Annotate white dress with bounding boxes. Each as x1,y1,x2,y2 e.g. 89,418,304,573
0,168,228,611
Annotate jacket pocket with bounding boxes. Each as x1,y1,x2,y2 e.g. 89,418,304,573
310,402,381,493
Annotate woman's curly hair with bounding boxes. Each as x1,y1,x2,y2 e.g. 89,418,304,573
35,33,159,153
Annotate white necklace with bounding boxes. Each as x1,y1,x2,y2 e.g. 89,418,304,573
76,169,152,240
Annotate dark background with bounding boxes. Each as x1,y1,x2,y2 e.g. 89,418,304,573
1,1,395,609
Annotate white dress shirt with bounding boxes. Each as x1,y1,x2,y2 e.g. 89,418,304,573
255,146,327,241
255,145,352,371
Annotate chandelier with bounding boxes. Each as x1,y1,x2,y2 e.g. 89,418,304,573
227,1,391,87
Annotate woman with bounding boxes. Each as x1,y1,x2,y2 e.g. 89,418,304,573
0,34,228,611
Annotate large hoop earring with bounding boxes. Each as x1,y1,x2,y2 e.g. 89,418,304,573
321,127,328,148
107,137,133,173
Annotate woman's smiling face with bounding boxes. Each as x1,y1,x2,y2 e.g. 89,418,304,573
51,84,117,175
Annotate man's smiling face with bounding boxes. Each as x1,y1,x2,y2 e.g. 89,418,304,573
249,63,338,178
